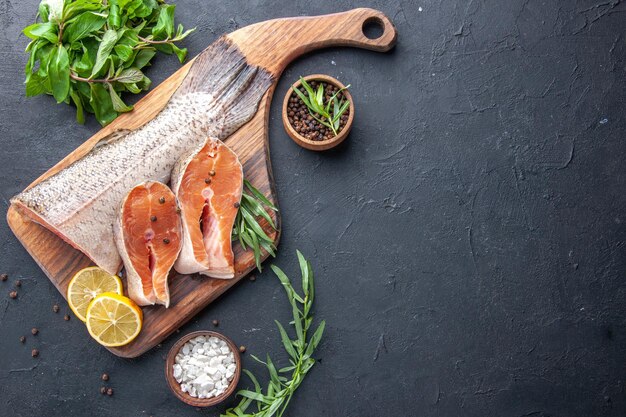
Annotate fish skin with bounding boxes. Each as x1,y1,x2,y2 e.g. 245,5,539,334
114,181,181,307
171,138,243,278
11,37,273,274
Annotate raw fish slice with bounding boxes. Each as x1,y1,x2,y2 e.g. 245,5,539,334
114,182,182,307
11,38,272,274
171,138,242,278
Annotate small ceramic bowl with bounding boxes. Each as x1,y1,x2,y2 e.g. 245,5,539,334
165,331,241,407
282,74,354,151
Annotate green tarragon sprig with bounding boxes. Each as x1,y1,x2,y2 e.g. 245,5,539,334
232,180,279,272
293,76,351,136
222,251,326,417
23,0,195,126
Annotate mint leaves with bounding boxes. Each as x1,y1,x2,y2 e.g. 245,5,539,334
23,0,195,126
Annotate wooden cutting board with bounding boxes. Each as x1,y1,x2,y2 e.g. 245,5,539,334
6,8,397,358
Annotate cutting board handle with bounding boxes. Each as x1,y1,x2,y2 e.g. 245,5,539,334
228,8,398,75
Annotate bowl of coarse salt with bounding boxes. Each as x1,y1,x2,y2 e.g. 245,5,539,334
165,331,241,407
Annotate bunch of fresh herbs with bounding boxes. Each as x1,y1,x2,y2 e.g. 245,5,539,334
222,251,325,417
232,180,278,272
293,76,350,136
23,0,195,126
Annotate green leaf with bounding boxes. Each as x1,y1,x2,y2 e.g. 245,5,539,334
133,48,156,69
63,0,101,20
69,89,85,124
108,0,122,29
244,180,277,210
23,22,58,43
316,84,324,107
292,303,303,342
65,12,106,44
152,4,175,39
108,85,133,112
48,44,70,103
113,44,133,62
237,390,271,404
275,320,298,359
38,2,50,23
171,44,187,63
115,67,144,83
304,320,325,357
89,83,117,126
90,29,118,77
297,250,310,298
25,73,49,96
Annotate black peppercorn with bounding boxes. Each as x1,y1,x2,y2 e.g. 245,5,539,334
0,273,7,282
102,373,109,381
31,328,38,336
52,304,59,313
64,314,70,321
239,345,246,353
9,291,17,299
14,280,21,287
19,336,25,343
100,387,107,395
212,319,219,327
106,388,114,396
159,197,165,204
31,349,39,358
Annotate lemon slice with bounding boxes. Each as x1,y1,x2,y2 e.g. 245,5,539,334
67,267,123,322
86,293,143,347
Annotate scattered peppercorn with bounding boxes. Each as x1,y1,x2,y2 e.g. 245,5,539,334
176,207,181,214
9,291,17,299
31,328,38,336
204,178,211,184
233,202,240,208
163,238,170,244
239,345,246,353
14,280,21,288
100,386,107,395
159,197,165,204
212,319,219,327
64,314,70,321
150,215,157,222
31,349,39,358
101,373,109,381
106,388,114,396
249,275,256,281
52,304,59,313
209,170,216,176
19,336,26,343
0,273,7,282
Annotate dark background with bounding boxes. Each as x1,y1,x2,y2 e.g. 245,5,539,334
1,1,625,416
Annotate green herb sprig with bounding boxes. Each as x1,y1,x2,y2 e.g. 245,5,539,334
293,77,351,136
232,179,278,272
222,251,325,417
23,0,195,126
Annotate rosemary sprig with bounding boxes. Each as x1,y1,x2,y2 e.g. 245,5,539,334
292,77,351,136
221,251,325,417
232,179,278,271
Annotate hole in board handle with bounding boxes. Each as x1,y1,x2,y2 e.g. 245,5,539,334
362,16,385,40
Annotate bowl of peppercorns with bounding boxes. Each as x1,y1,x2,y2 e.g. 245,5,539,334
282,74,354,151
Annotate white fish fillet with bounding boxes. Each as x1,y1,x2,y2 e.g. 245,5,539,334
11,38,272,274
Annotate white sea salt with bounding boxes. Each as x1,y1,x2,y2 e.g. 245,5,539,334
174,335,236,398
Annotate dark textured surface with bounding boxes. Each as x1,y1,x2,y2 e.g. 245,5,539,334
1,1,625,416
